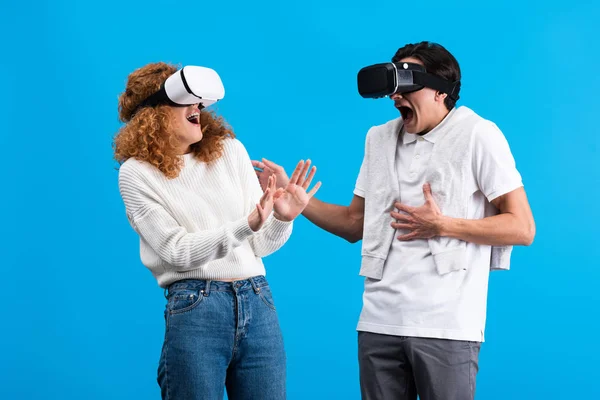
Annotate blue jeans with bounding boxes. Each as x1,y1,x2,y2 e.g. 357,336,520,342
158,276,286,400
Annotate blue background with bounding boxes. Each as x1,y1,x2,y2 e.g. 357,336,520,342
1,0,598,398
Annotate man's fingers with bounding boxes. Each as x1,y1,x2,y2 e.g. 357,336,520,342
391,211,413,223
262,158,283,172
397,232,419,241
391,222,416,230
252,160,265,170
423,183,434,202
394,201,415,214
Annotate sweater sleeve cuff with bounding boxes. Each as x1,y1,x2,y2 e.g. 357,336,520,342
266,215,293,238
228,217,256,243
359,255,386,280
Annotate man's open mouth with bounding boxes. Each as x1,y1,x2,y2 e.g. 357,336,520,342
398,106,414,123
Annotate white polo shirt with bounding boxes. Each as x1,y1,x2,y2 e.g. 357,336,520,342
354,108,523,342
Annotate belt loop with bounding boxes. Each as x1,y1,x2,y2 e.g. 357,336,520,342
249,277,260,294
202,280,211,297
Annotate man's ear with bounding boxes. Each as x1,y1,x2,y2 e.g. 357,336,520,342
436,91,448,102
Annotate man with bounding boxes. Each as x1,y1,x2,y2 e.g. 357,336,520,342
253,41,535,400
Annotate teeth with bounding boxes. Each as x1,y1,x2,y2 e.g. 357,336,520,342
186,112,199,121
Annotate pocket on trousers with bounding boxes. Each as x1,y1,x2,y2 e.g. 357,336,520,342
259,286,276,311
462,340,481,349
167,288,204,315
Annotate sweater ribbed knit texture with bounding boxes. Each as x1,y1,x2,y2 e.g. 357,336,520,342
118,138,293,288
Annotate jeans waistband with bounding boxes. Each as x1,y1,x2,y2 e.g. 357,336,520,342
165,275,269,297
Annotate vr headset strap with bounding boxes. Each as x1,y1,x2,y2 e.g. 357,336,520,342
132,68,204,115
413,71,461,101
132,83,175,115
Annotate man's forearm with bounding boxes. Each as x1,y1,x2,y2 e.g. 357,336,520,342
439,213,535,246
302,198,362,243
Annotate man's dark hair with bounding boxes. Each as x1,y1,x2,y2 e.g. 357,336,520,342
392,41,461,110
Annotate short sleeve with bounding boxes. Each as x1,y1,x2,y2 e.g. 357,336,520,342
472,120,523,202
354,131,370,198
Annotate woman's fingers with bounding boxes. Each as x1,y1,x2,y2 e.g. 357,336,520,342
307,181,322,197
288,160,305,186
303,166,317,190
296,160,312,187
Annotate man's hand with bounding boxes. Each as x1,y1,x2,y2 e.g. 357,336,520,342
391,183,444,241
253,158,366,242
392,185,535,246
272,160,321,222
252,158,291,191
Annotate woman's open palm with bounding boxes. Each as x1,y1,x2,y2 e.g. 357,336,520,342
272,160,321,221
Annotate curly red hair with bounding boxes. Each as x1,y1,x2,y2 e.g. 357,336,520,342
113,62,235,178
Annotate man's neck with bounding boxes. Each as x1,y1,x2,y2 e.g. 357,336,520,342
418,108,452,136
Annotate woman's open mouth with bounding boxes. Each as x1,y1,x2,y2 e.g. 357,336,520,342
186,112,200,125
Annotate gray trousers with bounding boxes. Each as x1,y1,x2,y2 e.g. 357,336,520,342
358,331,481,400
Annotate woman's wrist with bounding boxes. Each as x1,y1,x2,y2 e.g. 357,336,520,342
248,212,261,232
273,212,293,222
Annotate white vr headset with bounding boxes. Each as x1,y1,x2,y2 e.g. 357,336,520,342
134,66,225,114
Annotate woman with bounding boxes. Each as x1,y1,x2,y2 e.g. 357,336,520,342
114,62,320,400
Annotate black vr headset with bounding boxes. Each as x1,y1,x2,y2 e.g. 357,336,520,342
133,66,225,115
357,62,460,100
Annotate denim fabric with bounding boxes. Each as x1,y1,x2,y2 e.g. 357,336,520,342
158,276,285,400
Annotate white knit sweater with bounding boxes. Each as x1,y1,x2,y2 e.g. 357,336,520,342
118,138,293,288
